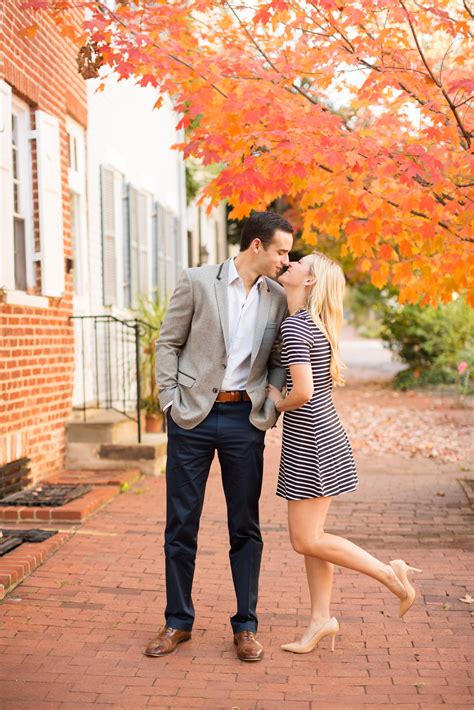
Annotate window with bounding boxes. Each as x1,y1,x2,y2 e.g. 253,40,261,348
0,80,63,299
11,98,33,291
66,118,86,299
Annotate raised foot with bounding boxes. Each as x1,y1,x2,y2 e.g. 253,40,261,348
389,559,422,618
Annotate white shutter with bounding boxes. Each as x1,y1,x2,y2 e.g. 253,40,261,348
165,209,174,293
0,81,14,290
157,203,166,298
137,191,148,296
101,166,117,305
151,202,158,298
174,216,182,282
129,187,139,306
36,110,64,297
122,182,131,308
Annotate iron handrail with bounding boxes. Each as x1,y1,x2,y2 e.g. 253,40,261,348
69,314,157,443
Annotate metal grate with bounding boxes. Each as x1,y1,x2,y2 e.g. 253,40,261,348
0,529,58,557
0,458,31,498
0,536,23,556
0,484,92,508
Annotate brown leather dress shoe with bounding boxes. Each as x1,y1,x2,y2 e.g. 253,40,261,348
144,626,191,657
233,631,264,662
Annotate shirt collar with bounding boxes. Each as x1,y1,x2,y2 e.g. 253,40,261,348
228,258,263,288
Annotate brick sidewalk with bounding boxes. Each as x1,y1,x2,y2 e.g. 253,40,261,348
1,412,473,708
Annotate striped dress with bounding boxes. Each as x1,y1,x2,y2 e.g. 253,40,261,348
276,309,358,500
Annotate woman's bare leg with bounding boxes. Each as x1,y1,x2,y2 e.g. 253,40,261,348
288,497,406,598
298,556,334,644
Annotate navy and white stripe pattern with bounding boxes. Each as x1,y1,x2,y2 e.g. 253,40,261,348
276,309,358,500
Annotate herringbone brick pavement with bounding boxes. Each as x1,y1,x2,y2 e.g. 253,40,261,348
0,389,473,709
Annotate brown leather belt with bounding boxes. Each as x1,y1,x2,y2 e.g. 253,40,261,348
216,390,251,403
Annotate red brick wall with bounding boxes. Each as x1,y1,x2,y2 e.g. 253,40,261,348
0,1,87,483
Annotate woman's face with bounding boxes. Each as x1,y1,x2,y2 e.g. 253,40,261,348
278,254,314,288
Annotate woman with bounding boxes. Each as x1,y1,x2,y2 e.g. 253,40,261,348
266,252,421,654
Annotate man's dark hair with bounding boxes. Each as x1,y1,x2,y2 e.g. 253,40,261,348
240,211,294,251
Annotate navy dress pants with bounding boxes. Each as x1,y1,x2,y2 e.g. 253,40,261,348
164,401,266,634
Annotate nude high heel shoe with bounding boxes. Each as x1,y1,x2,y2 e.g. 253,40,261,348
281,617,339,654
389,559,422,618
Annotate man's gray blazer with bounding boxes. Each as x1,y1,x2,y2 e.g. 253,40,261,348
155,258,288,431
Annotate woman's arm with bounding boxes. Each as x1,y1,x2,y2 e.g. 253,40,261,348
268,363,314,412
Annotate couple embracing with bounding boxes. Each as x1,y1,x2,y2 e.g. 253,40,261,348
145,211,421,662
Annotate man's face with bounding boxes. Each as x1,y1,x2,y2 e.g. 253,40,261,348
255,230,293,279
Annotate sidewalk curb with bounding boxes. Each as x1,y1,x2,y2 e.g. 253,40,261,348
0,485,120,523
0,531,72,600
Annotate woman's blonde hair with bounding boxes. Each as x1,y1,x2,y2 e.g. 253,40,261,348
305,251,346,386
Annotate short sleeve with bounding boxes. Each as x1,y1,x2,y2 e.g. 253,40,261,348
281,315,314,365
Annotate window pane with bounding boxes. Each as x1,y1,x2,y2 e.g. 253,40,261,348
14,217,27,291
73,136,78,172
12,146,18,181
11,103,33,292
13,182,20,214
11,114,18,143
70,191,82,295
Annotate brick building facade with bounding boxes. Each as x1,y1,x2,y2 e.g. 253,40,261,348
0,2,87,483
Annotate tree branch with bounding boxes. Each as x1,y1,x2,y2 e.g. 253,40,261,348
93,1,228,99
398,0,471,149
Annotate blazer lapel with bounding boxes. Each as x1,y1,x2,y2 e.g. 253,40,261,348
250,277,272,367
214,259,231,353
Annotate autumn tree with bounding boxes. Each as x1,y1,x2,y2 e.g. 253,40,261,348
24,0,474,304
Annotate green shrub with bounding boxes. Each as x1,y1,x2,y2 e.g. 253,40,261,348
134,295,169,413
345,283,396,339
381,296,474,390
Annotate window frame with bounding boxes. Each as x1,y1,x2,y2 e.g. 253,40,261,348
66,116,88,301
11,95,34,291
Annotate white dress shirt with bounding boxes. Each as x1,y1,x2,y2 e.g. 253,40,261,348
163,259,262,411
221,258,262,391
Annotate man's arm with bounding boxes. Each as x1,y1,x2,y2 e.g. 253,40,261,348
267,299,289,392
155,269,194,410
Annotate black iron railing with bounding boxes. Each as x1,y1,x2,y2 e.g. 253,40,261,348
70,315,155,443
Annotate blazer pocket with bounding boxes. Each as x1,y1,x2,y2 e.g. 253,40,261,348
177,370,196,388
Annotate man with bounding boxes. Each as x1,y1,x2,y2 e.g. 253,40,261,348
145,211,293,661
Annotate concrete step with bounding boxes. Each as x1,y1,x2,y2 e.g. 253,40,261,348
67,410,144,444
47,468,142,487
66,433,167,476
